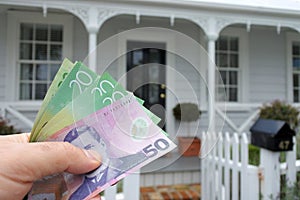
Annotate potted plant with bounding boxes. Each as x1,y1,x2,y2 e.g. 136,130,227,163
173,103,201,156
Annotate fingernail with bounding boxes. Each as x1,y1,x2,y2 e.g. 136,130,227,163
84,149,101,162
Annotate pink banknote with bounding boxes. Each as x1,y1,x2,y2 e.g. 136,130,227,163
43,94,176,200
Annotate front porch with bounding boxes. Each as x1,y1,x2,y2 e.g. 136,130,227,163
1,1,300,200
1,0,300,139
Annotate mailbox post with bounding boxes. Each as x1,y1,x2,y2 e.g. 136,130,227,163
250,118,295,199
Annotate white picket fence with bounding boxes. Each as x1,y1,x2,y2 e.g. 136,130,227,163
201,132,300,200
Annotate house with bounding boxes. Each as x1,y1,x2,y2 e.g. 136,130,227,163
1,0,300,192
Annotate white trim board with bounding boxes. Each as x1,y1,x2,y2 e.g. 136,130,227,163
6,10,73,101
286,32,300,103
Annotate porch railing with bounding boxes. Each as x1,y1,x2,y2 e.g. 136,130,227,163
3,101,299,136
0,101,41,129
216,103,300,133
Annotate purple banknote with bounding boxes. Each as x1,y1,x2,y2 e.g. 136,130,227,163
44,94,176,200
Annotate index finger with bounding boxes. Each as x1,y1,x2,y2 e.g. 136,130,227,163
0,133,30,143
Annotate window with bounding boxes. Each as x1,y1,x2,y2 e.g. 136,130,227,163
216,36,239,102
19,23,63,100
7,11,73,101
292,42,300,102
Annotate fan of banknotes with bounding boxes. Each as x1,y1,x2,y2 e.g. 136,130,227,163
28,58,176,200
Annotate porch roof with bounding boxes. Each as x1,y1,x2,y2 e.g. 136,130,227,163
131,0,300,15
3,0,300,16
180,0,300,13
105,0,300,16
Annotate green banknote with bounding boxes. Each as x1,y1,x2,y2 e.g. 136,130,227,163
30,62,98,142
36,72,161,141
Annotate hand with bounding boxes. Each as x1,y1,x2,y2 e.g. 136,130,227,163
0,133,102,200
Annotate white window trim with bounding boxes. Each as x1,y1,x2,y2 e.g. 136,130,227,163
218,27,249,103
6,11,73,101
286,32,300,103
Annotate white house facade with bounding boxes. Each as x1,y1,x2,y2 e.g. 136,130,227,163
1,0,300,193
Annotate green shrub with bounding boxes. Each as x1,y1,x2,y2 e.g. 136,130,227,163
259,100,299,129
278,173,300,200
259,100,300,160
256,100,300,198
249,144,260,166
0,117,19,135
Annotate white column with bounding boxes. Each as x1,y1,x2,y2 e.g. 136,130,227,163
260,149,280,199
207,35,217,133
124,171,140,200
104,184,117,200
87,27,98,72
86,7,99,72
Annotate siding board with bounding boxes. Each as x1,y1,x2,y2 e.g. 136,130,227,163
72,17,88,62
249,28,286,102
0,13,6,101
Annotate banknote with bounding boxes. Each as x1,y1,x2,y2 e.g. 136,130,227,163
30,62,98,142
45,94,176,200
36,72,161,141
30,58,74,141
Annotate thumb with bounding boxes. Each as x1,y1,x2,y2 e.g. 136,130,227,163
2,142,101,182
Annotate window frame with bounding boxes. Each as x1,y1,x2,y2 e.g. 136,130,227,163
6,11,73,101
216,28,249,103
286,32,300,103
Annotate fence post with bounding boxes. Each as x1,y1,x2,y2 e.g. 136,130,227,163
260,149,281,199
247,166,260,200
286,136,296,187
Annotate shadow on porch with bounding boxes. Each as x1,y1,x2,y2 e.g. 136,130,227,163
140,183,201,200
139,152,201,200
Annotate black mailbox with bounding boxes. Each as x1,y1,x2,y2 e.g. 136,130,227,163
250,118,295,151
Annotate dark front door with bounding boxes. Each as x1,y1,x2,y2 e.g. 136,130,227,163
126,41,166,129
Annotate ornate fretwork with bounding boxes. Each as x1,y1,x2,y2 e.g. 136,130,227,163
67,6,127,32
186,16,209,34
97,8,124,28
68,6,89,25
181,15,238,37
285,23,300,33
215,17,236,34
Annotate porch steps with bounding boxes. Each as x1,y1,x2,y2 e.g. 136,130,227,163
140,183,201,200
